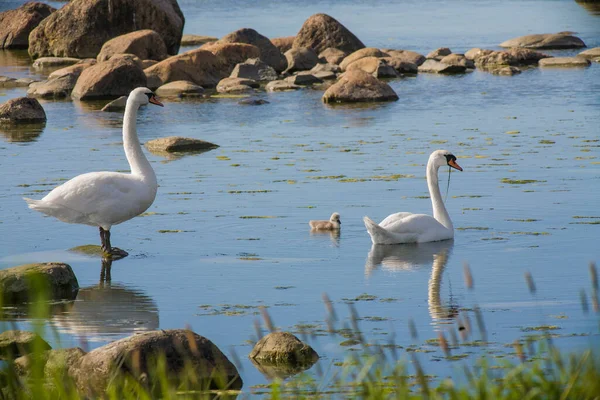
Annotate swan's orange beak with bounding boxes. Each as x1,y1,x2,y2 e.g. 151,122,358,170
149,95,164,107
448,159,463,171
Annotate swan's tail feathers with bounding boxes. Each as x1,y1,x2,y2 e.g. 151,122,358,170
23,197,88,225
363,216,418,245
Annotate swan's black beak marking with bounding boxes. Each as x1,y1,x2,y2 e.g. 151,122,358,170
445,154,463,171
149,94,164,107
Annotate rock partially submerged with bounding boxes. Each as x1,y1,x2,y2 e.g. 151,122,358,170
217,77,259,93
500,33,586,49
0,331,51,359
265,80,302,92
69,329,243,395
539,57,591,67
476,48,551,69
0,2,55,49
97,29,169,62
322,69,398,103
577,47,600,61
285,73,323,86
418,59,466,74
383,49,426,66
293,13,365,54
426,47,452,60
339,48,388,71
27,75,78,98
72,57,147,100
0,97,46,124
250,332,318,366
238,98,269,106
440,54,474,68
155,80,205,97
345,57,398,78
0,76,38,88
32,57,81,70
145,137,219,154
0,262,78,303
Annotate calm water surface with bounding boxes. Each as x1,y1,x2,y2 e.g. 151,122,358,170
1,0,599,393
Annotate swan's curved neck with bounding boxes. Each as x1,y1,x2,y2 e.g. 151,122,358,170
426,160,453,230
123,98,155,182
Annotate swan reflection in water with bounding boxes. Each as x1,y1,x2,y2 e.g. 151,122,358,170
309,229,340,247
50,257,159,343
365,240,459,325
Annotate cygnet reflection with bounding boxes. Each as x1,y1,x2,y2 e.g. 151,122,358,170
309,229,340,247
50,258,159,342
365,240,458,325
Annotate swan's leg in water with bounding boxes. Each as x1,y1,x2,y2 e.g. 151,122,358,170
99,227,112,253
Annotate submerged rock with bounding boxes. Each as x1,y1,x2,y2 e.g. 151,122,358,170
0,97,46,123
238,98,270,105
539,57,591,67
577,47,600,61
490,66,522,76
500,33,586,49
145,136,219,154
250,332,318,366
0,2,55,49
0,262,79,304
0,330,51,360
293,13,365,54
322,69,398,103
69,329,243,396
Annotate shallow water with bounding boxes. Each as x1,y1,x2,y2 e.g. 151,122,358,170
1,0,600,394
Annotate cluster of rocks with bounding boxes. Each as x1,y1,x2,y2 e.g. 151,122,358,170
0,1,597,112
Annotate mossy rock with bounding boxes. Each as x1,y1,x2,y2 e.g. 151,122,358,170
249,331,318,366
145,136,219,154
0,331,51,360
14,347,86,378
68,244,128,259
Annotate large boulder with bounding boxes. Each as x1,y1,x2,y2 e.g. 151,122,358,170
383,49,426,66
250,332,318,365
72,57,146,100
0,97,47,124
230,58,278,81
578,47,600,61
144,49,223,88
69,329,243,395
293,13,365,54
271,36,295,53
322,69,398,103
339,47,388,71
0,331,51,360
28,0,185,59
0,262,78,303
0,2,55,49
97,29,169,62
284,47,319,73
539,57,591,67
500,33,586,49
345,57,398,78
219,28,287,72
201,42,261,75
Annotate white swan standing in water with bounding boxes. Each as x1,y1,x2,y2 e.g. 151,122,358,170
24,87,163,256
364,150,463,244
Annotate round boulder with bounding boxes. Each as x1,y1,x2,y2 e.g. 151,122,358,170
69,329,243,395
322,69,398,103
539,57,591,67
500,33,586,49
155,80,205,97
284,47,320,73
340,48,388,71
72,57,147,100
145,137,219,153
0,2,55,49
0,330,51,360
250,331,318,366
144,49,223,88
28,0,185,59
293,13,365,54
97,29,169,62
219,28,287,72
0,97,47,124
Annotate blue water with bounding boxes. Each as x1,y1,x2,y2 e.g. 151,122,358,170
1,0,599,393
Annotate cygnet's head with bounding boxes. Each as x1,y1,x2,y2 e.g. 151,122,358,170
330,212,341,224
129,87,164,107
430,149,462,171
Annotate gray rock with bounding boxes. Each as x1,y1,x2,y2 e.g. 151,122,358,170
69,329,243,396
145,136,219,153
418,59,466,74
500,33,586,49
219,28,287,72
539,57,591,67
284,47,319,73
0,330,51,360
27,75,78,98
285,73,323,86
32,57,81,70
230,58,279,81
238,98,270,105
426,47,452,60
293,13,365,54
181,34,218,47
0,97,47,123
101,96,128,112
250,331,318,365
0,262,78,303
72,57,147,100
0,2,55,49
322,69,398,103
155,80,205,97
577,47,600,61
265,80,303,92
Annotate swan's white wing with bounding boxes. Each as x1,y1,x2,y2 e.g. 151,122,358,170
379,212,414,228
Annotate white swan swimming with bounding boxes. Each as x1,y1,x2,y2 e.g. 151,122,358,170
24,87,163,256
363,149,463,244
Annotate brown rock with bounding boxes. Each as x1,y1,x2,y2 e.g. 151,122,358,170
346,57,398,78
230,58,279,81
217,77,259,93
500,33,586,49
28,0,185,59
155,80,205,97
249,332,318,365
0,2,55,49
285,73,323,86
48,60,96,80
476,48,550,69
145,136,219,153
69,329,242,395
383,49,426,66
293,13,365,54
27,75,78,98
464,48,494,61
539,57,591,67
418,59,466,74
219,28,287,72
284,47,319,73
0,76,38,88
181,34,218,47
0,262,78,303
311,63,341,73
71,57,147,100
0,331,51,360
339,48,388,71
380,57,418,74
144,49,222,88
32,57,81,70
426,47,452,60
0,97,47,124
201,42,261,75
310,70,337,80
15,348,86,378
322,69,398,103
141,59,158,69
101,96,128,112
271,36,295,53
577,47,600,61
440,54,474,68
318,47,349,65
490,66,522,76
97,30,169,62
265,80,302,92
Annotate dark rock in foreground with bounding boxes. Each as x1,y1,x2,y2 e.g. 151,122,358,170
322,69,398,103
0,97,47,124
0,262,79,303
0,330,51,360
293,13,365,54
0,2,55,49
